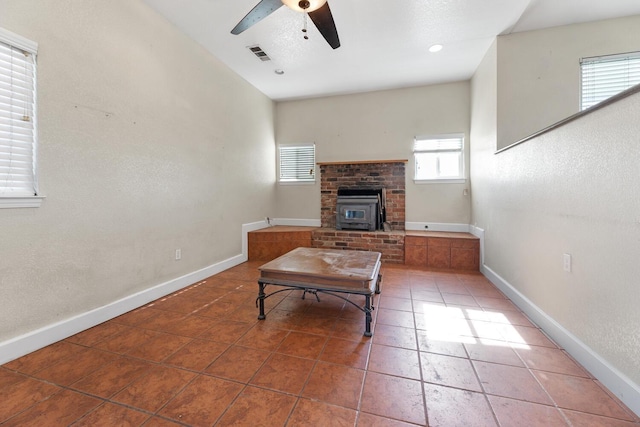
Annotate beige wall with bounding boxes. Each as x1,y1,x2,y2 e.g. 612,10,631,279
0,0,275,341
472,39,640,395
275,83,471,224
496,14,640,149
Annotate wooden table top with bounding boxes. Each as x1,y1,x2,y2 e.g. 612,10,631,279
258,247,381,292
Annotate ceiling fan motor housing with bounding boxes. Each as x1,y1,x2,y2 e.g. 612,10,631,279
299,0,311,9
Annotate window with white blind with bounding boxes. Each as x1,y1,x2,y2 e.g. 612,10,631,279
278,143,315,183
0,28,41,208
414,134,465,182
580,52,640,111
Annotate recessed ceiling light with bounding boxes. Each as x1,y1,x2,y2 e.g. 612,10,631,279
429,44,443,53
274,69,285,75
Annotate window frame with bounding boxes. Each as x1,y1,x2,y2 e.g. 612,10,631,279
413,133,465,184
0,27,43,208
580,51,640,111
277,143,316,185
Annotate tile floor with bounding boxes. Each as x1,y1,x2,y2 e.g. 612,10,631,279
1,262,639,426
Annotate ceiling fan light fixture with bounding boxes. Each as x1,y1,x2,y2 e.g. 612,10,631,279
281,0,327,13
429,44,444,53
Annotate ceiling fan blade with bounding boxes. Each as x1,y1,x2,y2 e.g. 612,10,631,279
231,0,284,35
308,2,340,49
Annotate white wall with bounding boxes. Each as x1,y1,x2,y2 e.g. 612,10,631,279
472,39,640,411
0,0,275,343
496,14,640,149
275,82,471,225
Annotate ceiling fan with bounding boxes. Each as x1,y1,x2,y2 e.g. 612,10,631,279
231,0,341,49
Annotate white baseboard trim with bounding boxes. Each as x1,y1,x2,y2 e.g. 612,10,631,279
482,264,640,416
271,218,321,227
0,253,245,365
405,222,471,233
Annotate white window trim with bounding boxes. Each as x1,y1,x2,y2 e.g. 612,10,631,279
278,143,316,184
0,27,42,208
413,133,466,184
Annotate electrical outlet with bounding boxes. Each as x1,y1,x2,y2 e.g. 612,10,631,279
175,249,181,261
563,253,571,272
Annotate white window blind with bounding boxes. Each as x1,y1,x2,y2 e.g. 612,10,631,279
581,52,640,110
0,28,38,197
278,143,315,183
414,134,464,181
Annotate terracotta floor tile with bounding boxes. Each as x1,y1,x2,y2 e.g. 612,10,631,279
274,295,313,312
276,331,328,359
474,296,520,311
424,383,498,427
111,307,164,326
160,314,217,337
125,332,191,363
250,353,315,394
235,324,289,351
216,386,297,427
158,375,243,425
302,361,365,409
142,416,184,426
481,309,535,327
332,318,372,341
474,361,553,404
421,352,482,391
356,412,422,426
382,287,412,299
287,398,357,427
534,370,635,420
369,344,421,380
378,296,413,312
112,365,196,413
2,389,101,427
306,298,346,317
515,346,589,377
198,318,254,344
0,377,61,423
415,330,469,357
3,341,83,375
488,395,567,427
372,324,418,350
33,347,118,386
437,282,471,295
71,402,150,426
376,308,415,328
291,313,339,336
94,327,160,354
561,409,640,426
0,368,26,389
71,356,153,398
66,322,129,346
411,289,444,303
442,293,479,307
204,345,270,383
195,300,238,319
163,339,229,371
498,324,558,348
361,372,425,425
464,340,525,367
319,337,371,369
135,310,186,332
225,304,264,323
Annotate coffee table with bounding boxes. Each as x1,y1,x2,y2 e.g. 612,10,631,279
257,247,382,336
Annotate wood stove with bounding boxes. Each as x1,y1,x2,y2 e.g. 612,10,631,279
336,188,385,231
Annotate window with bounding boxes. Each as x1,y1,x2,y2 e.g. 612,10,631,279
0,27,40,207
278,143,315,183
580,52,640,110
414,134,464,182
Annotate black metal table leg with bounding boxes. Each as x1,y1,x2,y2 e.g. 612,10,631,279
258,281,266,320
364,294,373,337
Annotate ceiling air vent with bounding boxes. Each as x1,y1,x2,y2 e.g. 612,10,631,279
248,45,271,62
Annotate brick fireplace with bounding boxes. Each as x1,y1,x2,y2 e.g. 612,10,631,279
319,160,407,230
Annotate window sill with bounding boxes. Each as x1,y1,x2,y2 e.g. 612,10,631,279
0,196,45,208
414,178,466,184
278,181,316,186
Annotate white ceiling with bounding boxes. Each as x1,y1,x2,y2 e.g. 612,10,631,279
143,0,640,101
